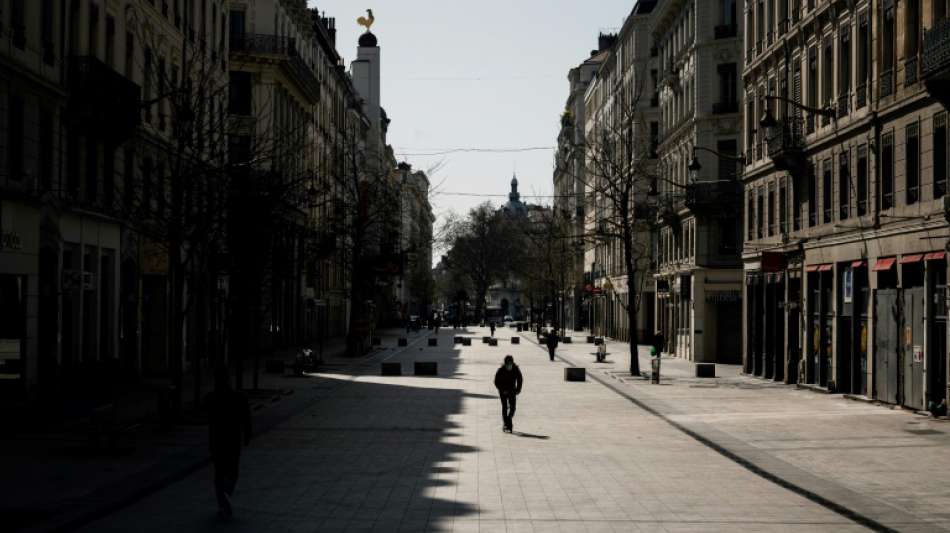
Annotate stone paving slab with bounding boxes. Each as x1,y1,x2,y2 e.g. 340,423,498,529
81,327,869,532
544,331,950,532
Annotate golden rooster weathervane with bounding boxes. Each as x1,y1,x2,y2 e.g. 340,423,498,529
357,9,375,32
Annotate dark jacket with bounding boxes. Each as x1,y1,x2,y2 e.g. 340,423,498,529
546,333,560,349
207,389,252,457
494,364,523,394
652,333,665,355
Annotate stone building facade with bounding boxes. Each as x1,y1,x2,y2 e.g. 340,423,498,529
743,0,950,411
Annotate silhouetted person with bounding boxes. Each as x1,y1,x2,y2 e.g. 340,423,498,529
653,330,665,358
546,331,559,362
536,322,543,341
207,368,251,518
494,355,523,433
490,321,496,337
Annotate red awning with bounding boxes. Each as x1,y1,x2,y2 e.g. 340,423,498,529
851,260,866,268
873,258,897,272
925,251,946,261
900,254,924,264
818,264,833,272
805,265,819,272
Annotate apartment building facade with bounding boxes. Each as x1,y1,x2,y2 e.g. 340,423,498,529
652,0,744,363
742,0,949,411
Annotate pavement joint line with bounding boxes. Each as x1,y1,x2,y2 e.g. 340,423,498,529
45,332,432,533
516,331,905,533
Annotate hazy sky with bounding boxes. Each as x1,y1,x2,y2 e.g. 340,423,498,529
306,0,633,226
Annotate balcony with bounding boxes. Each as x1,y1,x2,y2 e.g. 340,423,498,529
905,56,918,86
924,18,950,105
766,116,806,174
684,180,742,214
67,56,141,142
230,33,320,103
712,101,738,115
714,24,737,39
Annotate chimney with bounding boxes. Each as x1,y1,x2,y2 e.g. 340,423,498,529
598,32,618,52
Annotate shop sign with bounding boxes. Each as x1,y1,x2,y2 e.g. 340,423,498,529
843,269,853,303
914,345,923,363
1,231,22,250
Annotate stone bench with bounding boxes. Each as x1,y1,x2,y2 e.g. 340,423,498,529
564,368,586,382
695,363,716,378
414,362,438,376
381,362,402,376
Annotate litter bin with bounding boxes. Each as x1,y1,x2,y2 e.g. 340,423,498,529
650,347,660,384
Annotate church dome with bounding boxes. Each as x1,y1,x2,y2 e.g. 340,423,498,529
359,31,378,47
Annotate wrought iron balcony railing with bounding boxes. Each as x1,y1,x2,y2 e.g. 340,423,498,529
837,94,849,118
923,18,950,105
766,116,806,173
230,33,320,103
67,56,141,142
880,68,894,98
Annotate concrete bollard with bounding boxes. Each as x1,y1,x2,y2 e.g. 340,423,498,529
561,336,572,344
511,337,520,344
586,336,596,344
488,338,498,346
462,338,472,346
414,362,438,376
482,336,491,344
695,363,716,378
381,362,401,376
372,337,382,346
564,368,586,382
428,338,438,347
453,336,462,344
398,338,408,347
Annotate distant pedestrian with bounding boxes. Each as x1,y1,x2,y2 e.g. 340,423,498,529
536,322,543,341
494,355,523,433
546,330,559,362
435,315,441,335
652,330,665,358
490,321,496,337
207,368,252,519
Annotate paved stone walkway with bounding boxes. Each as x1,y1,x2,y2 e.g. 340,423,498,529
80,326,877,532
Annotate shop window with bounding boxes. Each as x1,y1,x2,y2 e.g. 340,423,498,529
0,275,26,380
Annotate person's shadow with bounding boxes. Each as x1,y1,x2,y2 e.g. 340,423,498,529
512,431,549,440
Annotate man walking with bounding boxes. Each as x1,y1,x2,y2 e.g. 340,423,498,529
494,355,523,433
207,368,252,518
545,330,560,361
489,321,496,337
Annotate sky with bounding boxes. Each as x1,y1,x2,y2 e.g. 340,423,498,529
306,0,633,228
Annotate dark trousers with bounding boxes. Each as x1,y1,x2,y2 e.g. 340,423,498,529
499,392,517,429
548,346,556,361
213,452,240,509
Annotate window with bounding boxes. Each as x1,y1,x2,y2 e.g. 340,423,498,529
808,47,817,131
156,162,165,216
822,41,833,121
123,147,135,211
935,113,948,199
881,3,895,97
881,133,894,210
906,0,920,58
808,163,817,226
748,191,755,240
39,109,53,190
779,183,788,234
86,138,98,203
822,158,832,223
722,0,736,27
757,188,765,238
718,140,738,179
768,186,776,236
857,14,869,107
793,171,803,231
839,151,850,220
142,157,152,211
67,131,79,196
650,122,659,158
839,27,850,115
11,0,25,49
103,145,115,208
229,10,246,39
8,95,24,181
125,32,135,79
144,48,153,123
857,145,869,215
88,3,99,57
716,63,738,113
41,0,54,64
721,217,738,253
906,123,919,205
229,72,252,115
106,16,116,69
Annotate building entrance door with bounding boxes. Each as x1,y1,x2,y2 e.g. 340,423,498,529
874,289,900,404
929,263,947,411
902,286,925,411
787,275,801,383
